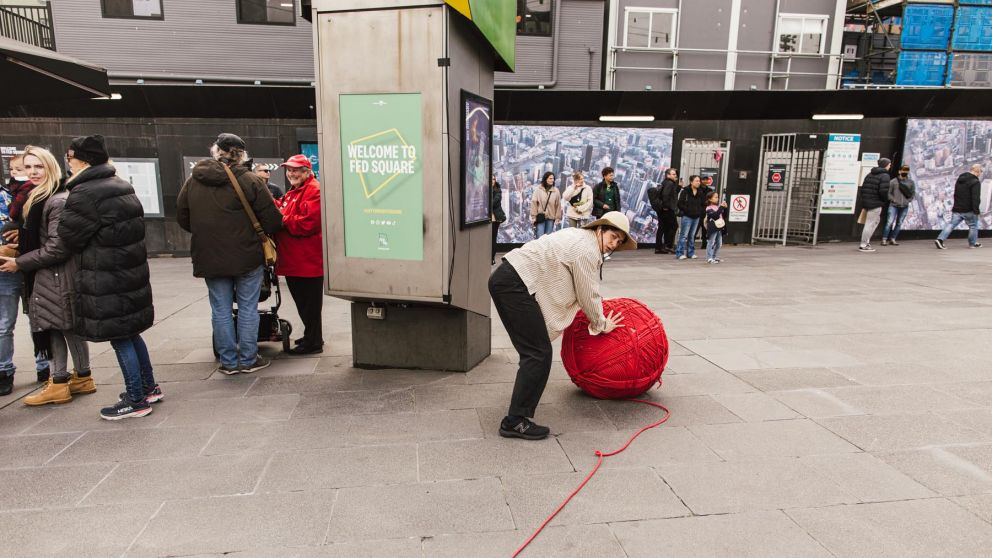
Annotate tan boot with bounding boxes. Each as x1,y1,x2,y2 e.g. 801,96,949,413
68,371,96,395
24,380,72,406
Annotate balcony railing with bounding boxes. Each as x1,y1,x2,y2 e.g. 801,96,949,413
0,3,56,50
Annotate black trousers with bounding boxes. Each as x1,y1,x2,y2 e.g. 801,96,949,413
488,262,552,418
659,210,678,251
492,222,500,262
285,276,324,348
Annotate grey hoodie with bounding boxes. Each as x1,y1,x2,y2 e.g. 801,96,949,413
888,176,915,208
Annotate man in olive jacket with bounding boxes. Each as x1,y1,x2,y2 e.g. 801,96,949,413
177,133,282,374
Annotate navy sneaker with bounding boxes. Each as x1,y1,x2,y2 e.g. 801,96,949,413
499,417,550,440
240,356,271,374
218,364,241,375
100,397,153,421
118,385,164,405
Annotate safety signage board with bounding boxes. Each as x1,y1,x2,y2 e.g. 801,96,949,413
729,194,750,222
767,164,786,191
819,133,862,214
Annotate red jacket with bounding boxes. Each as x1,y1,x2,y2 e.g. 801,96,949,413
274,175,323,277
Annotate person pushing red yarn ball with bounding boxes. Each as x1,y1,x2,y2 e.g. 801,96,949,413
562,298,668,399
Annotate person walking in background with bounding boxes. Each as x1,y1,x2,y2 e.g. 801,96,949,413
0,146,94,406
491,174,506,265
936,164,983,250
275,155,324,355
592,167,621,219
530,172,561,239
883,164,915,246
674,175,707,260
704,190,728,264
57,135,159,420
253,162,283,200
858,157,891,253
177,133,283,374
561,170,592,229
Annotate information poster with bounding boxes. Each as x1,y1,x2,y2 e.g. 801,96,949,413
339,93,423,261
113,158,163,217
819,133,861,214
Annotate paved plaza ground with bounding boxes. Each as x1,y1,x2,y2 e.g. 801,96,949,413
1,239,992,557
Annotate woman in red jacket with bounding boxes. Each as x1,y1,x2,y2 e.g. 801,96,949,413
275,155,324,355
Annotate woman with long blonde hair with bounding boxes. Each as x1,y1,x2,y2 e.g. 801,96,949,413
0,145,94,405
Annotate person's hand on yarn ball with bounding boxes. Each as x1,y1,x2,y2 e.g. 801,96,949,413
601,310,624,334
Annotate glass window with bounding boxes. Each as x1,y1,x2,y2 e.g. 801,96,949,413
623,8,677,49
237,0,296,25
777,14,828,55
101,0,163,20
517,0,552,36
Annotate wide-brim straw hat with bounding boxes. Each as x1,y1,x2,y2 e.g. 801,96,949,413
582,211,638,251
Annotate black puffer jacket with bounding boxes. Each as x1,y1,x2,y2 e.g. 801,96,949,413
177,160,282,278
860,167,890,210
677,186,708,218
58,164,154,341
951,171,981,214
660,178,679,211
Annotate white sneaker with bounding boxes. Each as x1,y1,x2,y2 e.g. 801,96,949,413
678,255,687,260
707,258,714,264
690,255,698,259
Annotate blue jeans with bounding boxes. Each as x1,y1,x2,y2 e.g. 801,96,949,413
111,334,155,402
0,271,48,378
675,216,700,258
706,229,723,261
534,219,555,239
937,212,979,246
206,265,264,368
884,206,909,241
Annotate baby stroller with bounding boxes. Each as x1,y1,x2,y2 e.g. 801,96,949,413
212,266,293,358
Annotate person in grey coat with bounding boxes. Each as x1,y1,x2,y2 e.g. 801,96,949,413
0,146,93,406
882,164,915,246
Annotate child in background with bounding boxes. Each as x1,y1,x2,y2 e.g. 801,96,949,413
704,191,727,264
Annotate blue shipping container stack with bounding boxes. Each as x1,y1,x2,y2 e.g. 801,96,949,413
896,50,948,85
958,0,992,6
952,6,992,51
901,4,954,49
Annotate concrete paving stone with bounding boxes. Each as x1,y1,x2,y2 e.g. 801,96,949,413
798,452,936,502
597,394,741,430
689,419,860,459
312,355,357,373
415,382,514,411
81,453,268,505
659,371,758,396
557,426,722,471
771,388,866,418
817,413,990,452
326,478,513,541
678,337,783,357
477,402,616,438
703,349,862,371
23,391,173,434
88,362,217,385
0,403,56,436
462,359,570,385
730,368,858,391
292,389,414,418
246,374,365,397
502,468,688,529
657,458,856,515
939,408,992,437
827,363,957,385
49,425,217,464
952,493,992,524
662,355,725,375
204,410,483,455
256,444,418,493
0,501,160,558
712,392,799,422
424,524,626,558
786,498,992,558
611,511,834,558
159,393,300,426
665,341,693,356
0,463,113,510
418,437,574,481
188,539,424,557
245,356,319,378
356,368,470,390
129,491,337,557
177,347,220,364
876,445,992,496
774,385,978,419
0,432,80,469
931,380,992,406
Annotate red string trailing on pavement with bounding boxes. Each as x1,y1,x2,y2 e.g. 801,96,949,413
511,398,672,558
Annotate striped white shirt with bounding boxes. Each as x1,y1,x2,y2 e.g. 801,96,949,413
504,227,608,340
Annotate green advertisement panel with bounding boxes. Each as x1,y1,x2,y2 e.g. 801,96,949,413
340,93,424,261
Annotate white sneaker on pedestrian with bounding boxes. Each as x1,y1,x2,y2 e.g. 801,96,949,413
971,243,983,249
690,255,698,259
858,245,875,252
935,239,945,250
678,255,687,260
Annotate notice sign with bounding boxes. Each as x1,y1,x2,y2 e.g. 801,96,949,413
113,158,163,217
767,164,786,191
819,133,861,214
340,93,424,261
729,194,750,222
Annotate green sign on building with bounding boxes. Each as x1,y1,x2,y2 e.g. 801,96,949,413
339,93,424,261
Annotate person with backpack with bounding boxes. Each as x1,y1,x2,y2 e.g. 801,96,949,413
883,164,915,246
530,172,561,239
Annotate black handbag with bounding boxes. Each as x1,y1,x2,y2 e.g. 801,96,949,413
535,188,553,224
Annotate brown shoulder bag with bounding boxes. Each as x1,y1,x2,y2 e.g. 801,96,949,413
222,165,278,266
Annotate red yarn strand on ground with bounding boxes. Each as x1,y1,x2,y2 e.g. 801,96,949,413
510,398,672,557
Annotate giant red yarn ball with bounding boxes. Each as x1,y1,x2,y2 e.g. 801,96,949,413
561,298,669,399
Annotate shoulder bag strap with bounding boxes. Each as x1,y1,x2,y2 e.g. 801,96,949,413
222,165,269,243
542,187,554,212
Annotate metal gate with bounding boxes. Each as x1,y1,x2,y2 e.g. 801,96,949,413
752,133,825,246
679,139,731,196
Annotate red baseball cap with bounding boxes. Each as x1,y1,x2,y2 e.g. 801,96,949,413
280,154,312,169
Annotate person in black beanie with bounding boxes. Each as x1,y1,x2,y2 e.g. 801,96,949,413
58,134,161,419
